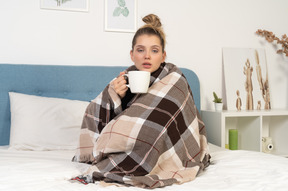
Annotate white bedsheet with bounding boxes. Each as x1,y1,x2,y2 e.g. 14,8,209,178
1,144,288,191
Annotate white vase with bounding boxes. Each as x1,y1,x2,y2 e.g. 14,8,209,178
214,103,223,111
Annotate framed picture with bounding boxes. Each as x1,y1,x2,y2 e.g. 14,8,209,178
40,0,89,12
223,48,271,111
105,0,137,33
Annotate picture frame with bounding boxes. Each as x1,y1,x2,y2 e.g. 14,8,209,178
105,0,137,33
223,47,271,111
40,0,89,12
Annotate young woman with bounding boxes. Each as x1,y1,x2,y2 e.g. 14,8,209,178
73,14,210,188
113,14,166,99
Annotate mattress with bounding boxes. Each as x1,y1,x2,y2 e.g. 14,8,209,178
1,144,288,191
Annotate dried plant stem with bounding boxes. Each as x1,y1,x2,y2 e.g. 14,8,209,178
256,29,288,57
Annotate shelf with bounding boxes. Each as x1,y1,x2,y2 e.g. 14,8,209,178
201,109,288,156
206,109,288,117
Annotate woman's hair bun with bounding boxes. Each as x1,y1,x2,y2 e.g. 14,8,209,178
131,14,166,51
142,14,162,28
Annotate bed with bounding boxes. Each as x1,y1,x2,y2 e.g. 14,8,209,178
1,63,288,191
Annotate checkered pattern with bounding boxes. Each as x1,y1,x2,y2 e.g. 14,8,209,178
73,63,210,188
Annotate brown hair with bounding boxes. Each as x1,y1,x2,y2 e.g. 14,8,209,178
131,14,166,52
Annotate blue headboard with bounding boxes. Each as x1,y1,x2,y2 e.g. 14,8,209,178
0,64,200,146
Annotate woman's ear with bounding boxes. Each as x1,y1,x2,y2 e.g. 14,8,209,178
130,50,134,62
162,51,166,62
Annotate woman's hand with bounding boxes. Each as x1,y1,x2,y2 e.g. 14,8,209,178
113,71,128,98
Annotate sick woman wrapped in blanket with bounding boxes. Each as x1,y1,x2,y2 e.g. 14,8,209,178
72,14,210,188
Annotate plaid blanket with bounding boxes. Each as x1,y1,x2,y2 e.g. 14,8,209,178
73,63,210,188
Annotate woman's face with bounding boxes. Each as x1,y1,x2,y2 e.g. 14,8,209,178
130,34,166,73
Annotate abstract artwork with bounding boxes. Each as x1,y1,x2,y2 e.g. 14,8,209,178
223,48,271,111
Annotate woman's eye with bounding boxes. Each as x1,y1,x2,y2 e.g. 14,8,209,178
152,49,159,53
137,49,144,52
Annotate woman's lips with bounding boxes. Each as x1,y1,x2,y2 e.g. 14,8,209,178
142,63,152,69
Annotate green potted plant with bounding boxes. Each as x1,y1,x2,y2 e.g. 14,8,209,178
213,92,223,111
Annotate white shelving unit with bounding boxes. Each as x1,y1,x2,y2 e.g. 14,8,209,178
201,110,288,156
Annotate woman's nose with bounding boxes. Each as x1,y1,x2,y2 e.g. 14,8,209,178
145,52,151,59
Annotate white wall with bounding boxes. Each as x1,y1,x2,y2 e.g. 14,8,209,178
1,0,288,110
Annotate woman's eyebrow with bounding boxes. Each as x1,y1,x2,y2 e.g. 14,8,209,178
151,45,160,48
135,45,160,48
135,45,145,48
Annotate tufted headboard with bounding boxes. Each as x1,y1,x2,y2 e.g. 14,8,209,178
0,64,200,146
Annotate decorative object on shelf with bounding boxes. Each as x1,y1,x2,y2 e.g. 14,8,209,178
257,100,261,110
229,129,238,150
243,59,254,110
255,50,271,110
262,137,274,153
236,90,242,111
105,0,137,32
223,48,271,110
40,0,89,12
213,92,223,111
256,29,288,57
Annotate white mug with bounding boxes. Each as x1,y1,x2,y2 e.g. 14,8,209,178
124,71,150,93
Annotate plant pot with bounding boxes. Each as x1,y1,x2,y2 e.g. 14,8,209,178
214,103,223,111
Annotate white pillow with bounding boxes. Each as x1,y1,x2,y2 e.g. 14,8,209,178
9,92,89,151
